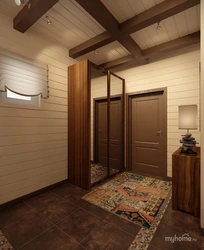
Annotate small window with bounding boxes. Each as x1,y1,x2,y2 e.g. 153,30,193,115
0,89,40,107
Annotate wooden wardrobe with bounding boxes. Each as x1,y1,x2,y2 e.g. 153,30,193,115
68,59,125,190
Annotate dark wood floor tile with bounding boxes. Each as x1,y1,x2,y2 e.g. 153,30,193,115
1,209,52,249
25,191,62,210
147,244,159,250
162,201,200,236
82,203,110,219
19,226,78,250
57,208,102,242
150,221,201,250
51,183,82,199
73,244,87,250
65,190,89,207
81,221,134,250
104,213,141,236
37,199,79,224
0,202,33,229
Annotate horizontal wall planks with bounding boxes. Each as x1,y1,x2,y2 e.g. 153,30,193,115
0,161,67,187
0,154,67,177
0,108,67,119
0,133,67,146
0,147,67,168
0,13,76,204
0,140,67,157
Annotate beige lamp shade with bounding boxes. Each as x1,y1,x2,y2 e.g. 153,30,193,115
179,105,197,129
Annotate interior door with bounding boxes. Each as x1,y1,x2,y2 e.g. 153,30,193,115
129,91,167,177
96,100,108,166
96,98,122,169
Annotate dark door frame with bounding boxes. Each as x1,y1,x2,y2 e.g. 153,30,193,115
93,95,123,167
126,87,167,178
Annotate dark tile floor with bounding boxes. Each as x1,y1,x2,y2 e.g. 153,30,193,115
0,182,202,250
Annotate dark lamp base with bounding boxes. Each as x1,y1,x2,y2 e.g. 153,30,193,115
180,148,197,156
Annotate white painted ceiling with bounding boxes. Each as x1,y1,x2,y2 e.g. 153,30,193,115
0,0,200,65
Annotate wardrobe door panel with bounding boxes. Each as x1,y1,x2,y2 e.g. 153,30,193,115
68,60,90,190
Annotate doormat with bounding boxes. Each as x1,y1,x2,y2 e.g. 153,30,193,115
0,231,13,250
91,164,119,184
83,172,172,228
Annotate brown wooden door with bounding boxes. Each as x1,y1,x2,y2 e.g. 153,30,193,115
110,99,122,170
129,91,167,177
96,101,108,166
95,98,122,170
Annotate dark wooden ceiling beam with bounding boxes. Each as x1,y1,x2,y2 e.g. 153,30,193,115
69,32,114,59
101,32,200,69
74,0,144,62
75,0,119,36
120,0,200,34
13,0,60,33
143,31,200,57
100,55,135,70
70,0,199,59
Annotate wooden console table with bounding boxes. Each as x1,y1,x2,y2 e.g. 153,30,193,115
172,147,200,218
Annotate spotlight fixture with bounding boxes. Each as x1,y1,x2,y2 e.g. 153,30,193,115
14,0,31,8
94,50,99,55
45,16,52,25
156,21,162,31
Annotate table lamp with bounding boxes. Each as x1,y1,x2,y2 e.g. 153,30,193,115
179,105,198,155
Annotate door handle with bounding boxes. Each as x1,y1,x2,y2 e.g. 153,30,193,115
157,131,162,136
99,129,102,133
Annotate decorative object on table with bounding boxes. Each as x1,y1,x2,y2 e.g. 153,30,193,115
179,105,198,155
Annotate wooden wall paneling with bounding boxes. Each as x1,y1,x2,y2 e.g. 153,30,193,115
0,13,73,205
68,60,91,189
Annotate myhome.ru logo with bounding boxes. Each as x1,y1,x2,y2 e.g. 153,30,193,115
165,233,197,243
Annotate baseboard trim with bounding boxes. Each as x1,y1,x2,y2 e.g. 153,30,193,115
166,176,172,181
127,170,172,182
0,179,69,210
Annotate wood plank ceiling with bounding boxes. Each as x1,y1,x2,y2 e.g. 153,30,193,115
0,0,200,69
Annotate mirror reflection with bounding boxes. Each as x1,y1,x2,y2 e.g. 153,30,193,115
109,73,124,177
90,64,108,185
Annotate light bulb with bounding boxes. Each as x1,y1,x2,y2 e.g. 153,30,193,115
15,0,22,6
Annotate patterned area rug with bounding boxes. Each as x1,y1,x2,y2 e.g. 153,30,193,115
91,164,119,184
84,172,172,228
0,231,13,250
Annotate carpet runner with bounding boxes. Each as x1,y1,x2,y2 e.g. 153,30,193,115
0,231,13,250
83,172,172,250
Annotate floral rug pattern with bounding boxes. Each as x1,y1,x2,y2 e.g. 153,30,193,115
0,231,13,250
84,172,172,228
91,164,119,184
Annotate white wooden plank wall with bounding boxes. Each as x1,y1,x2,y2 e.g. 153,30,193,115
91,48,200,177
0,14,76,204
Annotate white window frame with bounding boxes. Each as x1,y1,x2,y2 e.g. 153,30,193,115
0,89,41,108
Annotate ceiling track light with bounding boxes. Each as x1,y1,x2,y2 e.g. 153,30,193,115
156,21,162,31
45,15,52,25
15,0,31,9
